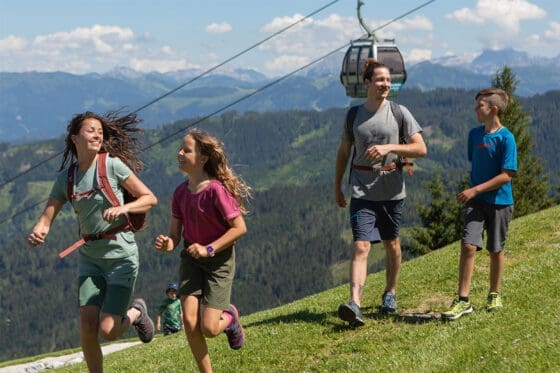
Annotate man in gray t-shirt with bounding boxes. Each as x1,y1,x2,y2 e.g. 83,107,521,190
334,59,427,326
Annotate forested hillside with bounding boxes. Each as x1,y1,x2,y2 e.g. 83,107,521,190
0,88,558,361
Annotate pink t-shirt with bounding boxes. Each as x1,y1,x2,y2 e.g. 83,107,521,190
172,179,241,245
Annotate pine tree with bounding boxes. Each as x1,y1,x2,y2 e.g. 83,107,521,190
493,66,554,217
408,173,465,254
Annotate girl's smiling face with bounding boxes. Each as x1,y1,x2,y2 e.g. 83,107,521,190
177,134,207,173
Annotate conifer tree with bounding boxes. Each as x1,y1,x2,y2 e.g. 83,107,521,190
409,173,465,254
493,66,554,217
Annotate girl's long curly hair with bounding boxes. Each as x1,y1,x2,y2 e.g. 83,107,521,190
189,129,251,214
60,111,144,173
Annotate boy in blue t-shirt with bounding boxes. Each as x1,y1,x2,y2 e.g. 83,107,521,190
442,88,518,320
156,283,183,335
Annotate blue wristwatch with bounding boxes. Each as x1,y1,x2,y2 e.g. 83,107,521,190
206,245,216,257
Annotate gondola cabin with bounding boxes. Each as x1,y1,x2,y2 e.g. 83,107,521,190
340,38,407,98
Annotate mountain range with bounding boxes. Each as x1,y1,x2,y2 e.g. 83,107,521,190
1,48,559,144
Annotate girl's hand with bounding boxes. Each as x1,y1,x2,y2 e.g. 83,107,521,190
186,243,207,259
155,235,174,252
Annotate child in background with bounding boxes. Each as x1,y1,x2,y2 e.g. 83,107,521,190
156,282,183,335
154,129,251,372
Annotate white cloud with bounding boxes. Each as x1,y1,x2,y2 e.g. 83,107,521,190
0,35,28,51
446,0,546,33
544,21,560,41
0,24,194,74
206,22,232,33
129,58,189,73
405,49,432,65
264,55,309,74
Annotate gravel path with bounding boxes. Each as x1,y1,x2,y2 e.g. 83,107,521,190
0,341,142,373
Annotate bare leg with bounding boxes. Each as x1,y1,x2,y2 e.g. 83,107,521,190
458,243,477,297
349,240,371,306
200,306,230,338
79,306,103,373
489,250,505,293
182,295,212,373
98,307,140,341
383,238,401,294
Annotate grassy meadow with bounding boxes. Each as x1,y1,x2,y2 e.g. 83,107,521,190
4,205,559,372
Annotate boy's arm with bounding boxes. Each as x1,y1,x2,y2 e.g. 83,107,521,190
457,170,514,204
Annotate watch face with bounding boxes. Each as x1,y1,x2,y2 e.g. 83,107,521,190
206,245,215,256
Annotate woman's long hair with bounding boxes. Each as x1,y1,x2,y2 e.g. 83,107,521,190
60,111,144,173
189,129,251,214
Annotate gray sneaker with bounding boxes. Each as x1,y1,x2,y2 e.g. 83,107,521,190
131,298,155,343
381,291,397,314
338,300,365,327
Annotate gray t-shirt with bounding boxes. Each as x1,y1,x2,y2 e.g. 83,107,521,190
50,155,137,259
341,101,422,201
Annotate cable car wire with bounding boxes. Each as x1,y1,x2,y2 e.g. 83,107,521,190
1,0,437,226
0,0,340,190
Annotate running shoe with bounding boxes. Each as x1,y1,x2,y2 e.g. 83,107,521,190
338,300,365,327
380,291,397,314
486,292,503,312
225,304,245,350
441,299,474,321
131,298,155,343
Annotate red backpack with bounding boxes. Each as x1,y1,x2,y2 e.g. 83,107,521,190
58,152,146,258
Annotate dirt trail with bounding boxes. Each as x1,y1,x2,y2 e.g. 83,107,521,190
0,341,142,373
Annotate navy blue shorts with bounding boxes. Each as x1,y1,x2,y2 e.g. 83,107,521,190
349,198,404,242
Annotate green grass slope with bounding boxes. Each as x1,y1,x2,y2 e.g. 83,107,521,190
18,205,560,371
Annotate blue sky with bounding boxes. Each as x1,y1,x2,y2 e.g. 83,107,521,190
1,0,559,76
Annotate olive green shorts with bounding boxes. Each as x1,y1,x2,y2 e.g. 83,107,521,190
78,253,139,316
179,246,235,311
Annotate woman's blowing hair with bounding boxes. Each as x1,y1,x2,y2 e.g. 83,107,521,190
60,111,144,173
188,129,251,214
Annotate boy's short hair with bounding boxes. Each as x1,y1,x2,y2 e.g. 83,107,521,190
475,88,508,114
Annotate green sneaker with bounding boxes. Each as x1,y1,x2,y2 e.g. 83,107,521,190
441,299,473,320
486,292,503,312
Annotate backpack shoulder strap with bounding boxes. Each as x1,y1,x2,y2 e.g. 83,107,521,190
389,101,414,176
67,163,77,203
389,101,406,144
96,152,120,208
345,105,360,143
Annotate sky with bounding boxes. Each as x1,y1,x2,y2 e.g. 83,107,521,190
1,0,559,77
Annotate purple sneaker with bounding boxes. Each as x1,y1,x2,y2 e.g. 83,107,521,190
224,305,245,350
131,298,155,343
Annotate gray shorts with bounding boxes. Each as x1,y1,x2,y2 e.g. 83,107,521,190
77,254,139,316
349,198,403,242
178,246,235,311
462,199,513,253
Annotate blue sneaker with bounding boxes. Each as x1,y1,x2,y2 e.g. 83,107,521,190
338,300,365,327
381,291,397,314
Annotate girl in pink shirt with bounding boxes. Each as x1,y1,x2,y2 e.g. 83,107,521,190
155,129,250,372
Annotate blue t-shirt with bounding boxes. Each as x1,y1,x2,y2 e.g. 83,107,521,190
468,125,517,205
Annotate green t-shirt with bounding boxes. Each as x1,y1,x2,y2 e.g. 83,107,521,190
159,297,182,329
50,155,138,259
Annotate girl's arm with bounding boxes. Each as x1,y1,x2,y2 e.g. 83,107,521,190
28,197,65,246
186,215,247,258
155,216,183,252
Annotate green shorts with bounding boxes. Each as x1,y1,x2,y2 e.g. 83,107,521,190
178,246,235,311
78,253,139,316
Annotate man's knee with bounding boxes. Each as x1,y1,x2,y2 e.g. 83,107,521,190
352,241,371,259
